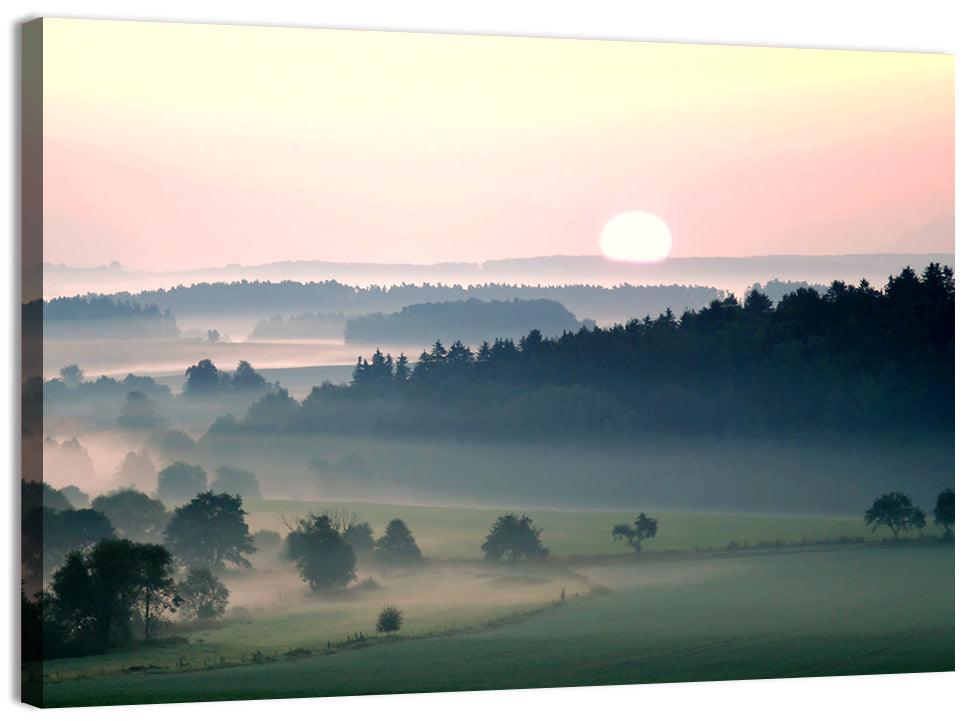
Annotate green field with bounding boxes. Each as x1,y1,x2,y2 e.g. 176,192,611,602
28,505,954,708
243,499,874,559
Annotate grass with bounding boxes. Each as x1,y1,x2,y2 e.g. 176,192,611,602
243,499,876,560
33,544,954,707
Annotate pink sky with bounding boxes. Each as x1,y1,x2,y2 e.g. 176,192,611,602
40,20,954,270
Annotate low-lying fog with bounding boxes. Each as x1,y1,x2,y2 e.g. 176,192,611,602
40,420,952,516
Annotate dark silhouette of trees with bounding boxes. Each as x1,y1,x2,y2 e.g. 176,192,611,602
612,512,658,554
864,492,927,540
59,364,84,386
375,604,403,633
933,489,954,538
285,514,357,592
374,519,423,564
59,485,89,508
164,492,256,570
210,266,953,443
183,358,273,397
183,359,225,396
37,507,116,572
231,360,269,393
48,539,178,653
176,568,229,620
344,298,582,346
482,513,549,563
91,488,169,543
211,465,261,499
343,521,375,554
156,461,207,504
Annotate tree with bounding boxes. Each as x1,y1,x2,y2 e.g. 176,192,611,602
211,465,261,499
231,360,268,393
157,430,200,465
864,492,927,540
183,359,225,396
59,484,89,509
176,568,229,620
49,539,178,651
482,513,549,563
252,529,283,555
285,514,357,592
156,461,207,504
375,604,403,634
612,512,658,554
933,489,954,538
164,492,256,569
91,488,170,543
374,518,423,563
114,449,158,488
135,543,181,639
59,363,84,387
40,507,117,571
117,390,165,430
343,521,375,554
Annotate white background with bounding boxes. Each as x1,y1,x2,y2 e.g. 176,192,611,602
3,2,960,719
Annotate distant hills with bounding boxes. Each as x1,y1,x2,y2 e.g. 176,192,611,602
33,252,954,301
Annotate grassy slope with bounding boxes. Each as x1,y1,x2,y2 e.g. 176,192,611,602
35,545,954,707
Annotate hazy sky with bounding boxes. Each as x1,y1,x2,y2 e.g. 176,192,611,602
41,19,954,270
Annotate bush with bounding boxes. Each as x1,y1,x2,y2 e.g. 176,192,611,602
376,604,403,634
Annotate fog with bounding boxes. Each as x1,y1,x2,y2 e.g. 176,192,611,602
34,255,954,522
37,252,955,302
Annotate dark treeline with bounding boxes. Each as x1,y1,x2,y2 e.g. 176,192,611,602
212,265,952,442
344,298,589,345
110,279,725,321
25,296,179,338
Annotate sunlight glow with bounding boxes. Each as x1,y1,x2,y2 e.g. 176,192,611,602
599,211,673,263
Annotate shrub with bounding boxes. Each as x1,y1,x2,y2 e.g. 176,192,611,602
376,604,403,634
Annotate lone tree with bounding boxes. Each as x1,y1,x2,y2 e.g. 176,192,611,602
374,518,423,564
933,489,954,538
482,513,549,564
285,514,357,592
164,492,256,569
176,567,230,620
864,491,927,541
375,604,403,634
156,461,207,505
612,512,659,554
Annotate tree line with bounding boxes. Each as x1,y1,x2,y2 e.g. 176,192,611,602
23,476,954,663
220,265,953,441
110,278,725,320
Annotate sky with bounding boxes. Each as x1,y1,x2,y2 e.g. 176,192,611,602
39,18,954,270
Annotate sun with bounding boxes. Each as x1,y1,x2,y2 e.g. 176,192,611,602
599,211,673,263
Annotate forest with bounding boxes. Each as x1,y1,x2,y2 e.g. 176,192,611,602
107,278,725,324
214,265,952,442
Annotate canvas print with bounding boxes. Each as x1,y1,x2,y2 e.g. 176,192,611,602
20,18,954,708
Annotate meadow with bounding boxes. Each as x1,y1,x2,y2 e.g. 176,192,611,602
29,504,953,707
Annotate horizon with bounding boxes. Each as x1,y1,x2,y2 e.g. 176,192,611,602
38,248,958,273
